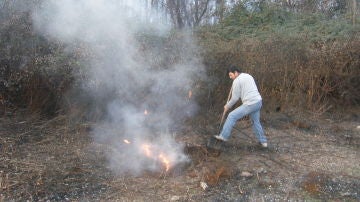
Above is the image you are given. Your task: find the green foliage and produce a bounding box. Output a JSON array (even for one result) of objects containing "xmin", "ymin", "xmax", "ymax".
[
  {"xmin": 223, "ymin": 4, "xmax": 291, "ymax": 27},
  {"xmin": 211, "ymin": 3, "xmax": 359, "ymax": 42},
  {"xmin": 217, "ymin": 4, "xmax": 293, "ymax": 39}
]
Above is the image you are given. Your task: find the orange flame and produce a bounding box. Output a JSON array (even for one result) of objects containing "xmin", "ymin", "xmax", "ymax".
[
  {"xmin": 123, "ymin": 139, "xmax": 131, "ymax": 144},
  {"xmin": 159, "ymin": 153, "xmax": 171, "ymax": 172}
]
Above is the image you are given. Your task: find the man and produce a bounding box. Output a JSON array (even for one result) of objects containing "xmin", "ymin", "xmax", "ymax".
[{"xmin": 214, "ymin": 66, "xmax": 268, "ymax": 148}]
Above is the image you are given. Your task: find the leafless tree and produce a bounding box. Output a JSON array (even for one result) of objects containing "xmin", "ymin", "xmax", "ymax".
[
  {"xmin": 162, "ymin": 0, "xmax": 213, "ymax": 28},
  {"xmin": 215, "ymin": 0, "xmax": 226, "ymax": 22}
]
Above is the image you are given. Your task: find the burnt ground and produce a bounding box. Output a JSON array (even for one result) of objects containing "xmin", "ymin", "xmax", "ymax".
[{"xmin": 0, "ymin": 108, "xmax": 359, "ymax": 201}]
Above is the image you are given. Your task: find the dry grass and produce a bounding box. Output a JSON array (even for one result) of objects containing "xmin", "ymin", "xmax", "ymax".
[{"xmin": 1, "ymin": 109, "xmax": 359, "ymax": 201}]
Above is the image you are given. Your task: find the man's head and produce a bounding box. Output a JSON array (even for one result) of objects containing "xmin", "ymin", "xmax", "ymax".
[{"xmin": 227, "ymin": 66, "xmax": 241, "ymax": 80}]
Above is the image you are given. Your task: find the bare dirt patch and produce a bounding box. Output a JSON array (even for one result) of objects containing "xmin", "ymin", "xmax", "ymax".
[{"xmin": 1, "ymin": 109, "xmax": 359, "ymax": 201}]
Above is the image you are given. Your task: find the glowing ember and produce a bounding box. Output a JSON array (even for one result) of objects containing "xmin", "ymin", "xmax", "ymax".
[
  {"xmin": 188, "ymin": 90, "xmax": 192, "ymax": 99},
  {"xmin": 123, "ymin": 139, "xmax": 131, "ymax": 144}
]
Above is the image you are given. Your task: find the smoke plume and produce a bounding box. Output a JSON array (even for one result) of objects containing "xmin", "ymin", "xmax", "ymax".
[{"xmin": 32, "ymin": 0, "xmax": 204, "ymax": 175}]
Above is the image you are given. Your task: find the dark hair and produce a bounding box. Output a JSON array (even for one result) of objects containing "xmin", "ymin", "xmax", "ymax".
[{"xmin": 227, "ymin": 66, "xmax": 241, "ymax": 74}]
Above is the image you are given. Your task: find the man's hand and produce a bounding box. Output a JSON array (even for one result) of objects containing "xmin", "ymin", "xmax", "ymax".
[{"xmin": 224, "ymin": 105, "xmax": 229, "ymax": 113}]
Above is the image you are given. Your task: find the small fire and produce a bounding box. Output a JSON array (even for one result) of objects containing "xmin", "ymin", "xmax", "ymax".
[
  {"xmin": 188, "ymin": 90, "xmax": 192, "ymax": 99},
  {"xmin": 140, "ymin": 143, "xmax": 172, "ymax": 172},
  {"xmin": 144, "ymin": 109, "xmax": 148, "ymax": 115},
  {"xmin": 122, "ymin": 140, "xmax": 174, "ymax": 172}
]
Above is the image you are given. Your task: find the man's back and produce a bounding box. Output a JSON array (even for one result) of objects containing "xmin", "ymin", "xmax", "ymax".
[{"xmin": 233, "ymin": 73, "xmax": 262, "ymax": 105}]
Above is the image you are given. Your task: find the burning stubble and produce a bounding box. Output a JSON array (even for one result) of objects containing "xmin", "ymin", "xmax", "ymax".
[{"xmin": 32, "ymin": 0, "xmax": 203, "ymax": 175}]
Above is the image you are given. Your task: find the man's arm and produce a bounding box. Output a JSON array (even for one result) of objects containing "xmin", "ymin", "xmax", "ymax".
[{"xmin": 225, "ymin": 79, "xmax": 240, "ymax": 109}]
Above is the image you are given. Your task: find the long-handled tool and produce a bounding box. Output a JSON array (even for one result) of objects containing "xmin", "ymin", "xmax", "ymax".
[
  {"xmin": 218, "ymin": 86, "xmax": 233, "ymax": 133},
  {"xmin": 207, "ymin": 85, "xmax": 233, "ymax": 150}
]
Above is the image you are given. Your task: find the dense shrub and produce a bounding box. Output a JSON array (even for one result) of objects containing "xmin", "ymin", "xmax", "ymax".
[
  {"xmin": 0, "ymin": 9, "xmax": 77, "ymax": 116},
  {"xmin": 0, "ymin": 2, "xmax": 359, "ymax": 117},
  {"xmin": 196, "ymin": 4, "xmax": 360, "ymax": 112}
]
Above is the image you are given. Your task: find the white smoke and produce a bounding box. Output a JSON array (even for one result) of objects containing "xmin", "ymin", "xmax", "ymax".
[{"xmin": 32, "ymin": 0, "xmax": 204, "ymax": 175}]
